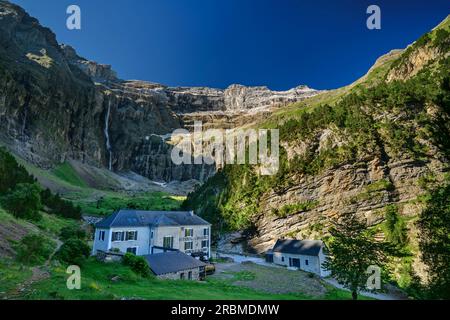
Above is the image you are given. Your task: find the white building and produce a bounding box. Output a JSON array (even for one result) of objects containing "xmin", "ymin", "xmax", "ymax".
[
  {"xmin": 267, "ymin": 239, "xmax": 330, "ymax": 277},
  {"xmin": 92, "ymin": 210, "xmax": 211, "ymax": 259}
]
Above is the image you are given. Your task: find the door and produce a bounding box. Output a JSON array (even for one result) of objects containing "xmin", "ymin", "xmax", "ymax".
[{"xmin": 291, "ymin": 258, "xmax": 300, "ymax": 268}]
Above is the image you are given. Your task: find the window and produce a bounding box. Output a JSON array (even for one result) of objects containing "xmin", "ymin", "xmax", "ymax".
[
  {"xmin": 201, "ymin": 240, "xmax": 209, "ymax": 248},
  {"xmin": 125, "ymin": 231, "xmax": 138, "ymax": 241},
  {"xmin": 305, "ymin": 259, "xmax": 309, "ymax": 266},
  {"xmin": 163, "ymin": 236, "xmax": 174, "ymax": 248},
  {"xmin": 185, "ymin": 228, "xmax": 193, "ymax": 237},
  {"xmin": 188, "ymin": 271, "xmax": 192, "ymax": 280},
  {"xmin": 98, "ymin": 230, "xmax": 105, "ymax": 241},
  {"xmin": 203, "ymin": 228, "xmax": 209, "ymax": 236},
  {"xmin": 126, "ymin": 247, "xmax": 137, "ymax": 255},
  {"xmin": 184, "ymin": 241, "xmax": 193, "ymax": 251},
  {"xmin": 180, "ymin": 273, "xmax": 185, "ymax": 280},
  {"xmin": 151, "ymin": 231, "xmax": 153, "ymax": 239},
  {"xmin": 281, "ymin": 257, "xmax": 285, "ymax": 262},
  {"xmin": 112, "ymin": 231, "xmax": 124, "ymax": 242}
]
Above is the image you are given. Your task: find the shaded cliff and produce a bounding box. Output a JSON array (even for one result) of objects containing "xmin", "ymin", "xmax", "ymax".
[{"xmin": 0, "ymin": 1, "xmax": 318, "ymax": 184}]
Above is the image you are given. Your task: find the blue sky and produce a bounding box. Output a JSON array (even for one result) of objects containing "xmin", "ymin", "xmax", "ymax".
[{"xmin": 12, "ymin": 0, "xmax": 449, "ymax": 90}]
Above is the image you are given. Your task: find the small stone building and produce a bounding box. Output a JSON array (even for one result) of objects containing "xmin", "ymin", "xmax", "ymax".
[
  {"xmin": 143, "ymin": 251, "xmax": 206, "ymax": 280},
  {"xmin": 271, "ymin": 239, "xmax": 331, "ymax": 277}
]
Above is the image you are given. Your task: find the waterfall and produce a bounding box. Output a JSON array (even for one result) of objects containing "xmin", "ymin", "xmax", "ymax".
[
  {"xmin": 104, "ymin": 101, "xmax": 112, "ymax": 171},
  {"xmin": 199, "ymin": 162, "xmax": 206, "ymax": 182}
]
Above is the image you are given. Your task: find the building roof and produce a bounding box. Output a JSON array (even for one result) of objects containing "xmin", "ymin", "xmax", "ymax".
[
  {"xmin": 272, "ymin": 239, "xmax": 324, "ymax": 256},
  {"xmin": 143, "ymin": 251, "xmax": 206, "ymax": 275},
  {"xmin": 95, "ymin": 209, "xmax": 210, "ymax": 228}
]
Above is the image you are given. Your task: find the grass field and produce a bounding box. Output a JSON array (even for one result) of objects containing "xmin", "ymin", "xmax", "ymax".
[
  {"xmin": 0, "ymin": 258, "xmax": 32, "ymax": 298},
  {"xmin": 52, "ymin": 163, "xmax": 88, "ymax": 188},
  {"xmin": 20, "ymin": 259, "xmax": 362, "ymax": 300}
]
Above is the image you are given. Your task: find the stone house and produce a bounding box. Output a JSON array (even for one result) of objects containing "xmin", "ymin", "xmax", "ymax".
[
  {"xmin": 268, "ymin": 239, "xmax": 331, "ymax": 277},
  {"xmin": 143, "ymin": 251, "xmax": 207, "ymax": 280}
]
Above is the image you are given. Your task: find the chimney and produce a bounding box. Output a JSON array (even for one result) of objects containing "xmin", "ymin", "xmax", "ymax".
[{"xmin": 189, "ymin": 210, "xmax": 194, "ymax": 216}]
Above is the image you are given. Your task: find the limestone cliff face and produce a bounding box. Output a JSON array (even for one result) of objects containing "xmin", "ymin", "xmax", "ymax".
[{"xmin": 0, "ymin": 2, "xmax": 318, "ymax": 183}]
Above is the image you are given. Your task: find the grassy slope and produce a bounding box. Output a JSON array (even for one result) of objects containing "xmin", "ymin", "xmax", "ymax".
[
  {"xmin": 0, "ymin": 204, "xmax": 361, "ymax": 301},
  {"xmin": 52, "ymin": 163, "xmax": 88, "ymax": 189},
  {"xmin": 0, "ymin": 207, "xmax": 79, "ymax": 298},
  {"xmin": 14, "ymin": 158, "xmax": 185, "ymax": 216},
  {"xmin": 260, "ymin": 48, "xmax": 402, "ymax": 129},
  {"xmin": 23, "ymin": 259, "xmax": 362, "ymax": 300}
]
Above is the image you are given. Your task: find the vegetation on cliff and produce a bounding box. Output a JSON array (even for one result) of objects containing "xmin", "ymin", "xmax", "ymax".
[
  {"xmin": 184, "ymin": 17, "xmax": 450, "ymax": 298},
  {"xmin": 417, "ymin": 180, "xmax": 450, "ymax": 299}
]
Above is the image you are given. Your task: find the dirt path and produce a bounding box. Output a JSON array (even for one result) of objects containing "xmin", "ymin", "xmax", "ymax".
[{"xmin": 7, "ymin": 239, "xmax": 62, "ymax": 299}]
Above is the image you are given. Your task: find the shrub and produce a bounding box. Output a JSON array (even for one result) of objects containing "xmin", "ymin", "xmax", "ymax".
[
  {"xmin": 2, "ymin": 183, "xmax": 42, "ymax": 221},
  {"xmin": 122, "ymin": 253, "xmax": 151, "ymax": 278},
  {"xmin": 15, "ymin": 234, "xmax": 56, "ymax": 265},
  {"xmin": 272, "ymin": 201, "xmax": 318, "ymax": 218},
  {"xmin": 384, "ymin": 205, "xmax": 408, "ymax": 246},
  {"xmin": 56, "ymin": 238, "xmax": 91, "ymax": 266},
  {"xmin": 59, "ymin": 225, "xmax": 86, "ymax": 241}
]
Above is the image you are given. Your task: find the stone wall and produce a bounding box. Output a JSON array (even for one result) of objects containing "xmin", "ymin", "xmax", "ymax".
[{"xmin": 157, "ymin": 267, "xmax": 203, "ymax": 281}]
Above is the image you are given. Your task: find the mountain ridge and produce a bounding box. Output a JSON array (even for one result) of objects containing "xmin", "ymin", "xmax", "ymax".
[{"xmin": 0, "ymin": 0, "xmax": 318, "ymax": 185}]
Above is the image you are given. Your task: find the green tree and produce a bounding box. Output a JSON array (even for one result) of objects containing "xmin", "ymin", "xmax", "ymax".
[
  {"xmin": 2, "ymin": 183, "xmax": 42, "ymax": 221},
  {"xmin": 59, "ymin": 225, "xmax": 86, "ymax": 241},
  {"xmin": 417, "ymin": 182, "xmax": 450, "ymax": 299},
  {"xmin": 15, "ymin": 234, "xmax": 56, "ymax": 265},
  {"xmin": 56, "ymin": 238, "xmax": 91, "ymax": 266},
  {"xmin": 122, "ymin": 253, "xmax": 151, "ymax": 278},
  {"xmin": 324, "ymin": 214, "xmax": 395, "ymax": 300}
]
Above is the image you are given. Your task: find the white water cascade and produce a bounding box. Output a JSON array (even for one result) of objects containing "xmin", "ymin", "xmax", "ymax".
[{"xmin": 104, "ymin": 101, "xmax": 113, "ymax": 171}]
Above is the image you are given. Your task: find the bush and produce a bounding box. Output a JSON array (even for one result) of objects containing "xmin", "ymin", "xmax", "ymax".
[
  {"xmin": 59, "ymin": 225, "xmax": 86, "ymax": 241},
  {"xmin": 122, "ymin": 253, "xmax": 151, "ymax": 278},
  {"xmin": 15, "ymin": 234, "xmax": 56, "ymax": 265},
  {"xmin": 2, "ymin": 183, "xmax": 42, "ymax": 221},
  {"xmin": 384, "ymin": 205, "xmax": 408, "ymax": 246},
  {"xmin": 56, "ymin": 238, "xmax": 91, "ymax": 266}
]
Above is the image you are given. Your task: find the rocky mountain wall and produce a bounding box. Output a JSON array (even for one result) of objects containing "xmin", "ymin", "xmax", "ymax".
[{"xmin": 0, "ymin": 1, "xmax": 318, "ymax": 183}]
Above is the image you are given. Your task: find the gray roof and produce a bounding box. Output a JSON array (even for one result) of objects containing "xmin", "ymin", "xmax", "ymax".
[
  {"xmin": 143, "ymin": 251, "xmax": 206, "ymax": 275},
  {"xmin": 95, "ymin": 209, "xmax": 210, "ymax": 228},
  {"xmin": 272, "ymin": 239, "xmax": 324, "ymax": 256}
]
